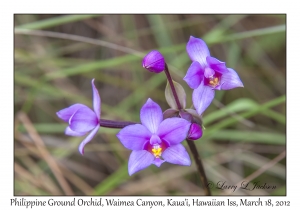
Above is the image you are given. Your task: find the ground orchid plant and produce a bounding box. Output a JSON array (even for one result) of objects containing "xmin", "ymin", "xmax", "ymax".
[{"xmin": 57, "ymin": 36, "xmax": 243, "ymax": 195}]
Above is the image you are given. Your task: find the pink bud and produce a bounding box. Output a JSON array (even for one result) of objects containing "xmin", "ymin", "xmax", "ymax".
[
  {"xmin": 142, "ymin": 50, "xmax": 165, "ymax": 73},
  {"xmin": 187, "ymin": 123, "xmax": 203, "ymax": 140}
]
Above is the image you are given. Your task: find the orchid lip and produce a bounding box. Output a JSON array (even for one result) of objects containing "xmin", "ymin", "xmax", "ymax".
[
  {"xmin": 204, "ymin": 70, "xmax": 222, "ymax": 88},
  {"xmin": 144, "ymin": 139, "xmax": 170, "ymax": 158}
]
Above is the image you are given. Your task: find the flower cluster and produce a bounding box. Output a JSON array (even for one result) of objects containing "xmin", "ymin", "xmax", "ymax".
[{"xmin": 57, "ymin": 36, "xmax": 243, "ymax": 176}]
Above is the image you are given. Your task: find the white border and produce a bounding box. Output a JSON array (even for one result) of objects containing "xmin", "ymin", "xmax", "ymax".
[{"xmin": 3, "ymin": 0, "xmax": 297, "ymax": 209}]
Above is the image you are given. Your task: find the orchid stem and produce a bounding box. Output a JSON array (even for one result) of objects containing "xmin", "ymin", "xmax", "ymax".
[
  {"xmin": 164, "ymin": 62, "xmax": 211, "ymax": 196},
  {"xmin": 186, "ymin": 140, "xmax": 211, "ymax": 195},
  {"xmin": 100, "ymin": 119, "xmax": 136, "ymax": 129},
  {"xmin": 164, "ymin": 63, "xmax": 182, "ymax": 110}
]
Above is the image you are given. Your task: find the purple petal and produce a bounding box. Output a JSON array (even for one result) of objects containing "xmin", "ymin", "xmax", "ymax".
[
  {"xmin": 128, "ymin": 150, "xmax": 154, "ymax": 176},
  {"xmin": 157, "ymin": 118, "xmax": 190, "ymax": 145},
  {"xmin": 206, "ymin": 56, "xmax": 229, "ymax": 74},
  {"xmin": 162, "ymin": 144, "xmax": 191, "ymax": 166},
  {"xmin": 142, "ymin": 50, "xmax": 165, "ymax": 73},
  {"xmin": 204, "ymin": 67, "xmax": 215, "ymax": 78},
  {"xmin": 140, "ymin": 98, "xmax": 163, "ymax": 134},
  {"xmin": 192, "ymin": 82, "xmax": 215, "ymax": 115},
  {"xmin": 69, "ymin": 106, "xmax": 98, "ymax": 133},
  {"xmin": 78, "ymin": 125, "xmax": 100, "ymax": 155},
  {"xmin": 183, "ymin": 61, "xmax": 203, "ymax": 89},
  {"xmin": 116, "ymin": 124, "xmax": 152, "ymax": 150},
  {"xmin": 56, "ymin": 104, "xmax": 86, "ymax": 122},
  {"xmin": 153, "ymin": 158, "xmax": 165, "ymax": 167},
  {"xmin": 186, "ymin": 36, "xmax": 210, "ymax": 68},
  {"xmin": 91, "ymin": 79, "xmax": 101, "ymax": 120},
  {"xmin": 187, "ymin": 123, "xmax": 203, "ymax": 140},
  {"xmin": 221, "ymin": 68, "xmax": 244, "ymax": 90},
  {"xmin": 65, "ymin": 126, "xmax": 86, "ymax": 136}
]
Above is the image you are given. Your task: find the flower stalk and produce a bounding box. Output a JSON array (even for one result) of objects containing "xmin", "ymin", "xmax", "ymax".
[
  {"xmin": 186, "ymin": 140, "xmax": 211, "ymax": 195},
  {"xmin": 164, "ymin": 63, "xmax": 182, "ymax": 110},
  {"xmin": 100, "ymin": 119, "xmax": 136, "ymax": 129},
  {"xmin": 163, "ymin": 62, "xmax": 211, "ymax": 196}
]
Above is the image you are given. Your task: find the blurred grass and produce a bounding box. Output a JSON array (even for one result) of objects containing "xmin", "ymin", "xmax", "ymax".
[
  {"xmin": 16, "ymin": 15, "xmax": 102, "ymax": 30},
  {"xmin": 14, "ymin": 14, "xmax": 286, "ymax": 196}
]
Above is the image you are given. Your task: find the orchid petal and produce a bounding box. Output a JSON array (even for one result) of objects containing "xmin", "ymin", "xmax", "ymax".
[
  {"xmin": 221, "ymin": 68, "xmax": 244, "ymax": 90},
  {"xmin": 153, "ymin": 158, "xmax": 165, "ymax": 167},
  {"xmin": 183, "ymin": 61, "xmax": 203, "ymax": 89},
  {"xmin": 192, "ymin": 82, "xmax": 215, "ymax": 115},
  {"xmin": 206, "ymin": 56, "xmax": 228, "ymax": 74},
  {"xmin": 78, "ymin": 125, "xmax": 100, "ymax": 155},
  {"xmin": 128, "ymin": 150, "xmax": 154, "ymax": 176},
  {"xmin": 116, "ymin": 124, "xmax": 152, "ymax": 150},
  {"xmin": 162, "ymin": 144, "xmax": 191, "ymax": 166},
  {"xmin": 186, "ymin": 36, "xmax": 210, "ymax": 68},
  {"xmin": 56, "ymin": 104, "xmax": 86, "ymax": 122},
  {"xmin": 140, "ymin": 98, "xmax": 163, "ymax": 134},
  {"xmin": 69, "ymin": 106, "xmax": 98, "ymax": 133},
  {"xmin": 157, "ymin": 118, "xmax": 190, "ymax": 145},
  {"xmin": 91, "ymin": 79, "xmax": 101, "ymax": 120},
  {"xmin": 65, "ymin": 126, "xmax": 86, "ymax": 136}
]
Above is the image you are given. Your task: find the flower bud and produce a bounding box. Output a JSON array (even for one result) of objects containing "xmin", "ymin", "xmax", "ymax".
[
  {"xmin": 142, "ymin": 50, "xmax": 165, "ymax": 73},
  {"xmin": 187, "ymin": 123, "xmax": 203, "ymax": 140}
]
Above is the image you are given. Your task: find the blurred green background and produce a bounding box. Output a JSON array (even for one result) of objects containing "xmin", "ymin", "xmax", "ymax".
[{"xmin": 14, "ymin": 14, "xmax": 286, "ymax": 196}]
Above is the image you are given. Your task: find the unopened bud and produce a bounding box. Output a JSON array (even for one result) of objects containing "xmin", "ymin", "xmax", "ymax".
[
  {"xmin": 187, "ymin": 123, "xmax": 203, "ymax": 140},
  {"xmin": 142, "ymin": 50, "xmax": 165, "ymax": 73}
]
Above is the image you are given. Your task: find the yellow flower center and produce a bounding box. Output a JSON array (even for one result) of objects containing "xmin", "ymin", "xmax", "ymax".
[
  {"xmin": 209, "ymin": 77, "xmax": 219, "ymax": 87},
  {"xmin": 152, "ymin": 145, "xmax": 162, "ymax": 158}
]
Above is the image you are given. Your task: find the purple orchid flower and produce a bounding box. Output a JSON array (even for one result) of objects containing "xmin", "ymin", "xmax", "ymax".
[
  {"xmin": 183, "ymin": 36, "xmax": 244, "ymax": 115},
  {"xmin": 116, "ymin": 98, "xmax": 191, "ymax": 175},
  {"xmin": 56, "ymin": 79, "xmax": 101, "ymax": 155}
]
